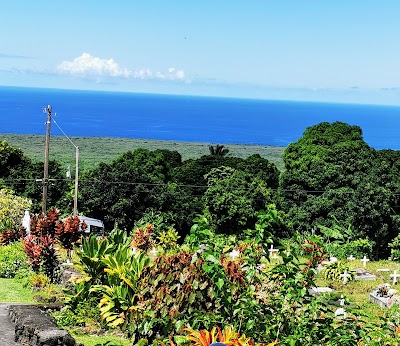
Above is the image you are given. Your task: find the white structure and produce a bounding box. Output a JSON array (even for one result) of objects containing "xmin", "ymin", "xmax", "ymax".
[
  {"xmin": 390, "ymin": 270, "xmax": 400, "ymax": 285},
  {"xmin": 347, "ymin": 254, "xmax": 355, "ymax": 261},
  {"xmin": 268, "ymin": 244, "xmax": 279, "ymax": 259},
  {"xmin": 340, "ymin": 270, "xmax": 351, "ymax": 285},
  {"xmin": 79, "ymin": 216, "xmax": 104, "ymax": 235},
  {"xmin": 22, "ymin": 210, "xmax": 30, "ymax": 236},
  {"xmin": 335, "ymin": 296, "xmax": 347, "ymax": 319},
  {"xmin": 329, "ymin": 256, "xmax": 338, "ymax": 263},
  {"xmin": 361, "ymin": 255, "xmax": 370, "ymax": 268},
  {"xmin": 229, "ymin": 249, "xmax": 240, "ymax": 261}
]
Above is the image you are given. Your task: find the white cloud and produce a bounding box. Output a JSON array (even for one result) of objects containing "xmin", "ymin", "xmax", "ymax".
[{"xmin": 57, "ymin": 53, "xmax": 185, "ymax": 81}]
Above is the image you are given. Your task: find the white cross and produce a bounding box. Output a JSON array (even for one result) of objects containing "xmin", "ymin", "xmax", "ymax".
[
  {"xmin": 131, "ymin": 247, "xmax": 137, "ymax": 255},
  {"xmin": 390, "ymin": 270, "xmax": 400, "ymax": 285},
  {"xmin": 339, "ymin": 295, "xmax": 345, "ymax": 306},
  {"xmin": 347, "ymin": 254, "xmax": 355, "ymax": 261},
  {"xmin": 268, "ymin": 244, "xmax": 279, "ymax": 259},
  {"xmin": 361, "ymin": 255, "xmax": 370, "ymax": 268},
  {"xmin": 229, "ymin": 249, "xmax": 240, "ymax": 261},
  {"xmin": 340, "ymin": 270, "xmax": 351, "ymax": 285},
  {"xmin": 149, "ymin": 247, "xmax": 157, "ymax": 256}
]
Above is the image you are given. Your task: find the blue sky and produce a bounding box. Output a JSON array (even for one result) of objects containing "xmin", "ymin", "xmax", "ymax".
[{"xmin": 1, "ymin": 1, "xmax": 399, "ymax": 104}]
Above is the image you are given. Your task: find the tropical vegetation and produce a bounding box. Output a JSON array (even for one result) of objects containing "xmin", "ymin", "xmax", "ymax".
[{"xmin": 2, "ymin": 121, "xmax": 400, "ymax": 344}]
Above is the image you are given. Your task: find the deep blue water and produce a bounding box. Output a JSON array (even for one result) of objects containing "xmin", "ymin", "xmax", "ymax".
[{"xmin": 1, "ymin": 86, "xmax": 400, "ymax": 149}]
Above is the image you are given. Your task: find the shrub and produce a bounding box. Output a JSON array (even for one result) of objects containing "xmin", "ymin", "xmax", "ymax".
[
  {"xmin": 321, "ymin": 260, "xmax": 353, "ymax": 283},
  {"xmin": 0, "ymin": 240, "xmax": 30, "ymax": 278}
]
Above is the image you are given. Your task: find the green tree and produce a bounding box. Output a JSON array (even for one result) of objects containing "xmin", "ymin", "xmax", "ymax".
[
  {"xmin": 203, "ymin": 166, "xmax": 271, "ymax": 234},
  {"xmin": 208, "ymin": 144, "xmax": 229, "ymax": 156},
  {"xmin": 279, "ymin": 122, "xmax": 398, "ymax": 258},
  {"xmin": 79, "ymin": 148, "xmax": 182, "ymax": 232}
]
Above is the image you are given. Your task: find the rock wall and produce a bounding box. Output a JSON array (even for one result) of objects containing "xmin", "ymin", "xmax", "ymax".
[{"xmin": 8, "ymin": 305, "xmax": 82, "ymax": 346}]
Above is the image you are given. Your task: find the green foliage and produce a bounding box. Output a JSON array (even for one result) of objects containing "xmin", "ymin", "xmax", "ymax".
[
  {"xmin": 79, "ymin": 148, "xmax": 181, "ymax": 231},
  {"xmin": 53, "ymin": 296, "xmax": 101, "ymax": 328},
  {"xmin": 203, "ymin": 166, "xmax": 271, "ymax": 234},
  {"xmin": 325, "ymin": 238, "xmax": 374, "ymax": 259},
  {"xmin": 76, "ymin": 235, "xmax": 113, "ymax": 282},
  {"xmin": 0, "ymin": 240, "xmax": 30, "ymax": 278},
  {"xmin": 91, "ymin": 249, "xmax": 150, "ymax": 329},
  {"xmin": 0, "ymin": 188, "xmax": 31, "ymax": 231},
  {"xmin": 209, "ymin": 144, "xmax": 229, "ymax": 156},
  {"xmin": 389, "ymin": 233, "xmax": 400, "ymax": 261},
  {"xmin": 321, "ymin": 261, "xmax": 354, "ymax": 282},
  {"xmin": 318, "ymin": 219, "xmax": 374, "ymax": 259},
  {"xmin": 279, "ymin": 121, "xmax": 399, "ymax": 258}
]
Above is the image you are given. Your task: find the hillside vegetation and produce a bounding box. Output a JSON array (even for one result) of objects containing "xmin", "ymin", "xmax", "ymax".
[{"xmin": 0, "ymin": 134, "xmax": 285, "ymax": 172}]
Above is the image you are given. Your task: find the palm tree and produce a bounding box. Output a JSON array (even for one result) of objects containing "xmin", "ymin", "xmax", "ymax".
[{"xmin": 208, "ymin": 144, "xmax": 229, "ymax": 156}]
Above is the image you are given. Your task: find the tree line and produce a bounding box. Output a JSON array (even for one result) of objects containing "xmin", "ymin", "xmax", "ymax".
[{"xmin": 1, "ymin": 121, "xmax": 400, "ymax": 258}]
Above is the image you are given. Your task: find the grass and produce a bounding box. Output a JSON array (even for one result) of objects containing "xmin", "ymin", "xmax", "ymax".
[
  {"xmin": 68, "ymin": 329, "xmax": 132, "ymax": 346},
  {"xmin": 0, "ymin": 278, "xmax": 36, "ymax": 303},
  {"xmin": 0, "ymin": 134, "xmax": 286, "ymax": 172},
  {"xmin": 315, "ymin": 259, "xmax": 400, "ymax": 320}
]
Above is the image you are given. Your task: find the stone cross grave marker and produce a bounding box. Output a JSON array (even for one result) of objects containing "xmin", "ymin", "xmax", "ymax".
[
  {"xmin": 390, "ymin": 270, "xmax": 400, "ymax": 285},
  {"xmin": 347, "ymin": 254, "xmax": 355, "ymax": 261},
  {"xmin": 149, "ymin": 247, "xmax": 157, "ymax": 256},
  {"xmin": 361, "ymin": 255, "xmax": 370, "ymax": 268},
  {"xmin": 268, "ymin": 244, "xmax": 279, "ymax": 259},
  {"xmin": 340, "ymin": 270, "xmax": 351, "ymax": 285}
]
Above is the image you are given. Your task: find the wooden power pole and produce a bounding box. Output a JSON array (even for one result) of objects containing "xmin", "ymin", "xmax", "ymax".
[{"xmin": 42, "ymin": 105, "xmax": 52, "ymax": 215}]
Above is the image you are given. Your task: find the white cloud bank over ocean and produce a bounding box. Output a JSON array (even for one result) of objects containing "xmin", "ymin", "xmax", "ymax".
[{"xmin": 57, "ymin": 53, "xmax": 185, "ymax": 81}]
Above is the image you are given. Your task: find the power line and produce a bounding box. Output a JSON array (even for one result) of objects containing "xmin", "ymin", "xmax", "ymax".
[{"xmin": 3, "ymin": 177, "xmax": 400, "ymax": 196}]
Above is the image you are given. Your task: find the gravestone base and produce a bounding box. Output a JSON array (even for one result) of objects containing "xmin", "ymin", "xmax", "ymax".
[
  {"xmin": 370, "ymin": 290, "xmax": 391, "ymax": 308},
  {"xmin": 354, "ymin": 268, "xmax": 376, "ymax": 281},
  {"xmin": 308, "ymin": 287, "xmax": 335, "ymax": 296}
]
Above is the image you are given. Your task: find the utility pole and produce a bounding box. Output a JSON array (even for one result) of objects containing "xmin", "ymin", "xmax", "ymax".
[
  {"xmin": 73, "ymin": 146, "xmax": 79, "ymax": 217},
  {"xmin": 42, "ymin": 105, "xmax": 52, "ymax": 215}
]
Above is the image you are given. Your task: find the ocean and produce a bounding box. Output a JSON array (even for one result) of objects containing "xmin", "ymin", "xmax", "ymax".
[{"xmin": 1, "ymin": 86, "xmax": 400, "ymax": 149}]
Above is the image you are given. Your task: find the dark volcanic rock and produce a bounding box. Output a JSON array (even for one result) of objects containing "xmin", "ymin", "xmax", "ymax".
[{"xmin": 8, "ymin": 305, "xmax": 82, "ymax": 346}]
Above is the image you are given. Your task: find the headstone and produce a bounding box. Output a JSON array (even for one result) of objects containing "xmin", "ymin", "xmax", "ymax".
[
  {"xmin": 22, "ymin": 210, "xmax": 30, "ymax": 236},
  {"xmin": 229, "ymin": 249, "xmax": 240, "ymax": 261},
  {"xmin": 361, "ymin": 255, "xmax": 370, "ymax": 268},
  {"xmin": 390, "ymin": 270, "xmax": 400, "ymax": 285},
  {"xmin": 340, "ymin": 270, "xmax": 351, "ymax": 285},
  {"xmin": 347, "ymin": 254, "xmax": 355, "ymax": 261},
  {"xmin": 335, "ymin": 307, "xmax": 347, "ymax": 319},
  {"xmin": 268, "ymin": 244, "xmax": 279, "ymax": 259},
  {"xmin": 354, "ymin": 268, "xmax": 376, "ymax": 281}
]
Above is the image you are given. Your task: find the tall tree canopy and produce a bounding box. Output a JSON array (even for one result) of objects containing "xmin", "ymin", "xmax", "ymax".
[{"xmin": 279, "ymin": 121, "xmax": 399, "ymax": 258}]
